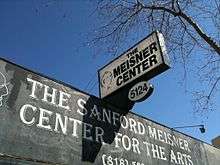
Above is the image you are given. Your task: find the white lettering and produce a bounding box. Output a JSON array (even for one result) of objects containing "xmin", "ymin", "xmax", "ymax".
[
  {"xmin": 143, "ymin": 141, "xmax": 151, "ymax": 156},
  {"xmin": 102, "ymin": 108, "xmax": 111, "ymax": 124},
  {"xmin": 77, "ymin": 98, "xmax": 88, "ymax": 116},
  {"xmin": 69, "ymin": 118, "xmax": 82, "ymax": 138},
  {"xmin": 177, "ymin": 152, "xmax": 184, "ymax": 164},
  {"xmin": 132, "ymin": 138, "xmax": 140, "ymax": 154},
  {"xmin": 36, "ymin": 107, "xmax": 53, "ymax": 130},
  {"xmin": 90, "ymin": 105, "xmax": 101, "ymax": 121},
  {"xmin": 137, "ymin": 121, "xmax": 145, "ymax": 135},
  {"xmin": 58, "ymin": 91, "xmax": 71, "ymax": 110},
  {"xmin": 83, "ymin": 123, "xmax": 93, "ymax": 141},
  {"xmin": 42, "ymin": 85, "xmax": 57, "ymax": 105},
  {"xmin": 95, "ymin": 126, "xmax": 104, "ymax": 143},
  {"xmin": 151, "ymin": 144, "xmax": 160, "ymax": 159},
  {"xmin": 20, "ymin": 104, "xmax": 36, "ymax": 125},
  {"xmin": 129, "ymin": 118, "xmax": 137, "ymax": 134},
  {"xmin": 122, "ymin": 135, "xmax": 131, "ymax": 151},
  {"xmin": 120, "ymin": 116, "xmax": 128, "ymax": 129},
  {"xmin": 148, "ymin": 126, "xmax": 157, "ymax": 139},
  {"xmin": 112, "ymin": 112, "xmax": 120, "ymax": 126},
  {"xmin": 170, "ymin": 150, "xmax": 178, "ymax": 164},
  {"xmin": 114, "ymin": 132, "xmax": 122, "ymax": 148},
  {"xmin": 54, "ymin": 113, "xmax": 68, "ymax": 135},
  {"xmin": 27, "ymin": 78, "xmax": 43, "ymax": 99},
  {"xmin": 158, "ymin": 129, "xmax": 165, "ymax": 142}
]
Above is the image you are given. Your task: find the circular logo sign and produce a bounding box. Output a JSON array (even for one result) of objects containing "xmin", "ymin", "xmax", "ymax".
[
  {"xmin": 100, "ymin": 71, "xmax": 113, "ymax": 90},
  {"xmin": 128, "ymin": 81, "xmax": 153, "ymax": 102}
]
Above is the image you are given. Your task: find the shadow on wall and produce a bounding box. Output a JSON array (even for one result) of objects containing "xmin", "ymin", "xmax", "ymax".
[{"xmin": 81, "ymin": 96, "xmax": 128, "ymax": 163}]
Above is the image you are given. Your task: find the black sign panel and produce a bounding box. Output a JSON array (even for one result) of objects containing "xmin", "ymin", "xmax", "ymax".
[
  {"xmin": 0, "ymin": 58, "xmax": 219, "ymax": 165},
  {"xmin": 128, "ymin": 81, "xmax": 153, "ymax": 102}
]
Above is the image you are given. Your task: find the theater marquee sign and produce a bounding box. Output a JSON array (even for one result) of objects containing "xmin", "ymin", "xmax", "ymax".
[
  {"xmin": 99, "ymin": 31, "xmax": 170, "ymax": 99},
  {"xmin": 0, "ymin": 58, "xmax": 220, "ymax": 165}
]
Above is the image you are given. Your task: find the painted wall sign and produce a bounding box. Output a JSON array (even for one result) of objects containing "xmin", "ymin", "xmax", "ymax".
[
  {"xmin": 99, "ymin": 31, "xmax": 170, "ymax": 99},
  {"xmin": 0, "ymin": 58, "xmax": 220, "ymax": 165},
  {"xmin": 128, "ymin": 81, "xmax": 153, "ymax": 102}
]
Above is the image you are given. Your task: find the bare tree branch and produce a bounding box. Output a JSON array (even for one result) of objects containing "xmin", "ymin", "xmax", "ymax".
[
  {"xmin": 140, "ymin": 3, "xmax": 220, "ymax": 55},
  {"xmin": 91, "ymin": 0, "xmax": 220, "ymax": 113}
]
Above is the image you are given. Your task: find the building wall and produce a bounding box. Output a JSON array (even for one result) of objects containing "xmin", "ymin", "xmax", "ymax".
[{"xmin": 212, "ymin": 136, "xmax": 220, "ymax": 149}]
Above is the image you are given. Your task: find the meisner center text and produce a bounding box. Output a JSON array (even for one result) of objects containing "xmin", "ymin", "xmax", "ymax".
[
  {"xmin": 18, "ymin": 77, "xmax": 193, "ymax": 164},
  {"xmin": 113, "ymin": 42, "xmax": 158, "ymax": 86}
]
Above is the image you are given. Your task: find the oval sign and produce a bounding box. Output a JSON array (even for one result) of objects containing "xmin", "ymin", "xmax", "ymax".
[{"xmin": 128, "ymin": 81, "xmax": 154, "ymax": 102}]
